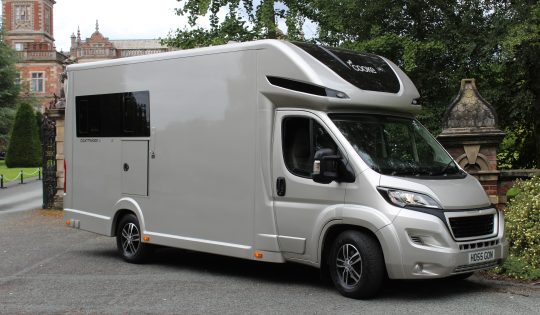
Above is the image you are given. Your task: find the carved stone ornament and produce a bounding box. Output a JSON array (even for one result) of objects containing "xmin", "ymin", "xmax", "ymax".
[
  {"xmin": 438, "ymin": 79, "xmax": 505, "ymax": 175},
  {"xmin": 438, "ymin": 79, "xmax": 505, "ymax": 143}
]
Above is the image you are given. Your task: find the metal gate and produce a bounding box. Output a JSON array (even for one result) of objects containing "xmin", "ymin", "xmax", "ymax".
[{"xmin": 42, "ymin": 116, "xmax": 57, "ymax": 209}]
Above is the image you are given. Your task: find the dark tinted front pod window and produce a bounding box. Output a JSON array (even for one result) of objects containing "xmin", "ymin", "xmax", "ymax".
[
  {"xmin": 293, "ymin": 42, "xmax": 401, "ymax": 93},
  {"xmin": 76, "ymin": 91, "xmax": 150, "ymax": 137}
]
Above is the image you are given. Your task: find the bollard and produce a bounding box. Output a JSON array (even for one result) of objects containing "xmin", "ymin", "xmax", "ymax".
[
  {"xmin": 20, "ymin": 170, "xmax": 23, "ymax": 184},
  {"xmin": 0, "ymin": 175, "xmax": 3, "ymax": 188},
  {"xmin": 38, "ymin": 168, "xmax": 41, "ymax": 180}
]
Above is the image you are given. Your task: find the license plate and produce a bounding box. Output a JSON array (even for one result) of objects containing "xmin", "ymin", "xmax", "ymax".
[{"xmin": 468, "ymin": 249, "xmax": 495, "ymax": 264}]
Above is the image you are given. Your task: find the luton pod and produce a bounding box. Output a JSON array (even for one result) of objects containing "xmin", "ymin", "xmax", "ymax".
[{"xmin": 63, "ymin": 40, "xmax": 507, "ymax": 299}]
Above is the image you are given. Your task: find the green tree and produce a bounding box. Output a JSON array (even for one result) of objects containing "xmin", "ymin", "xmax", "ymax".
[
  {"xmin": 0, "ymin": 28, "xmax": 19, "ymax": 109},
  {"xmin": 166, "ymin": 0, "xmax": 540, "ymax": 168},
  {"xmin": 35, "ymin": 110, "xmax": 43, "ymax": 143},
  {"xmin": 0, "ymin": 27, "xmax": 20, "ymax": 153},
  {"xmin": 5, "ymin": 102, "xmax": 41, "ymax": 167},
  {"xmin": 0, "ymin": 107, "xmax": 15, "ymax": 151},
  {"xmin": 162, "ymin": 0, "xmax": 305, "ymax": 48}
]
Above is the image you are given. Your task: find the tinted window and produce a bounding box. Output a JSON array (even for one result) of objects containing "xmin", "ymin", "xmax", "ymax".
[
  {"xmin": 293, "ymin": 42, "xmax": 401, "ymax": 93},
  {"xmin": 282, "ymin": 117, "xmax": 338, "ymax": 178},
  {"xmin": 76, "ymin": 91, "xmax": 150, "ymax": 137}
]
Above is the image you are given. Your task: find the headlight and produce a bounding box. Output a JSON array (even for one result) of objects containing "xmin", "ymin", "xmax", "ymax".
[{"xmin": 378, "ymin": 187, "xmax": 441, "ymax": 209}]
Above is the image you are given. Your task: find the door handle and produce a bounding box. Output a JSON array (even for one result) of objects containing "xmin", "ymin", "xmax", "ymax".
[
  {"xmin": 276, "ymin": 177, "xmax": 286, "ymax": 196},
  {"xmin": 123, "ymin": 163, "xmax": 129, "ymax": 172}
]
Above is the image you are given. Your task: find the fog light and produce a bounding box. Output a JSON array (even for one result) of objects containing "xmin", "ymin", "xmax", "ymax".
[{"xmin": 413, "ymin": 263, "xmax": 423, "ymax": 273}]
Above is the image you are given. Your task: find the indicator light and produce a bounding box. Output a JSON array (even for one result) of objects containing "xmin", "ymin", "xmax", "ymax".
[
  {"xmin": 143, "ymin": 236, "xmax": 150, "ymax": 242},
  {"xmin": 254, "ymin": 251, "xmax": 263, "ymax": 259}
]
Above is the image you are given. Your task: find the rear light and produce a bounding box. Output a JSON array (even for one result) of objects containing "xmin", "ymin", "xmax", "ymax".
[{"xmin": 64, "ymin": 159, "xmax": 66, "ymax": 193}]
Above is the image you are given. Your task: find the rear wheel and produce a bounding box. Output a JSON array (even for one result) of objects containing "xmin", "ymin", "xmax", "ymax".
[
  {"xmin": 329, "ymin": 230, "xmax": 385, "ymax": 299},
  {"xmin": 116, "ymin": 214, "xmax": 153, "ymax": 263}
]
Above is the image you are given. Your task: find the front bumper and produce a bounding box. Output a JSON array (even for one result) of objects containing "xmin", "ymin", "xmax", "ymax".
[{"xmin": 380, "ymin": 207, "xmax": 508, "ymax": 279}]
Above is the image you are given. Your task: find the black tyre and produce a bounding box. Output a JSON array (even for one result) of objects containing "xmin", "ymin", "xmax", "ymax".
[
  {"xmin": 329, "ymin": 230, "xmax": 385, "ymax": 299},
  {"xmin": 116, "ymin": 214, "xmax": 153, "ymax": 263}
]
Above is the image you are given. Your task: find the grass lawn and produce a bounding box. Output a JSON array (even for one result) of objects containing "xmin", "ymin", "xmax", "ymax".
[{"xmin": 0, "ymin": 160, "xmax": 41, "ymax": 182}]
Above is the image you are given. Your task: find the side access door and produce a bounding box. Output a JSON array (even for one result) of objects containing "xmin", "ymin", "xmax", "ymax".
[
  {"xmin": 121, "ymin": 140, "xmax": 149, "ymax": 196},
  {"xmin": 272, "ymin": 111, "xmax": 348, "ymax": 262}
]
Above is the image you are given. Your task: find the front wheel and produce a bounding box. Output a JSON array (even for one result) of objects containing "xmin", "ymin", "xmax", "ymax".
[
  {"xmin": 116, "ymin": 214, "xmax": 153, "ymax": 263},
  {"xmin": 329, "ymin": 230, "xmax": 385, "ymax": 299}
]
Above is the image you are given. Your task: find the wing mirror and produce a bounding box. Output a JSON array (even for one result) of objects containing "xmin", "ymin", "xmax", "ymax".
[{"xmin": 312, "ymin": 148, "xmax": 355, "ymax": 184}]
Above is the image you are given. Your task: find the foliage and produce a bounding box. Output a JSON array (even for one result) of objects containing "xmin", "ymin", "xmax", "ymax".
[
  {"xmin": 0, "ymin": 28, "xmax": 20, "ymax": 109},
  {"xmin": 496, "ymin": 176, "xmax": 540, "ymax": 279},
  {"xmin": 162, "ymin": 0, "xmax": 305, "ymax": 48},
  {"xmin": 35, "ymin": 110, "xmax": 43, "ymax": 143},
  {"xmin": 497, "ymin": 125, "xmax": 537, "ymax": 169},
  {"xmin": 506, "ymin": 187, "xmax": 520, "ymax": 203},
  {"xmin": 493, "ymin": 254, "xmax": 540, "ymax": 280},
  {"xmin": 0, "ymin": 107, "xmax": 15, "ymax": 151},
  {"xmin": 165, "ymin": 1, "xmax": 540, "ymax": 167},
  {"xmin": 5, "ymin": 102, "xmax": 41, "ymax": 167}
]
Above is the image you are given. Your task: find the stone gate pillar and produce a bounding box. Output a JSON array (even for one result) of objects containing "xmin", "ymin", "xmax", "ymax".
[{"xmin": 437, "ymin": 79, "xmax": 505, "ymax": 204}]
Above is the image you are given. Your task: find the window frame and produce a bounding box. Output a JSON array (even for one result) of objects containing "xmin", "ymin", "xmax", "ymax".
[
  {"xmin": 281, "ymin": 115, "xmax": 341, "ymax": 179},
  {"xmin": 30, "ymin": 72, "xmax": 44, "ymax": 93},
  {"xmin": 75, "ymin": 91, "xmax": 151, "ymax": 138}
]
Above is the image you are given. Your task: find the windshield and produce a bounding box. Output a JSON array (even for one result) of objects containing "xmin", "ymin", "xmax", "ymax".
[{"xmin": 330, "ymin": 114, "xmax": 464, "ymax": 178}]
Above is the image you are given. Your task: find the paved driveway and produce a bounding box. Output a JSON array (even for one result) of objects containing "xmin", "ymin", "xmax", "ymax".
[
  {"xmin": 0, "ymin": 209, "xmax": 539, "ymax": 314},
  {"xmin": 0, "ymin": 180, "xmax": 42, "ymax": 213}
]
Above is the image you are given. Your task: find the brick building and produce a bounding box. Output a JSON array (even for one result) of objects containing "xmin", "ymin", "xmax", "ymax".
[
  {"xmin": 69, "ymin": 21, "xmax": 170, "ymax": 64},
  {"xmin": 1, "ymin": 0, "xmax": 67, "ymax": 110},
  {"xmin": 1, "ymin": 0, "xmax": 171, "ymax": 110}
]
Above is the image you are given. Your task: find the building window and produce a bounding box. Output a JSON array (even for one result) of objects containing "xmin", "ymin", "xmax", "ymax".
[
  {"xmin": 14, "ymin": 73, "xmax": 21, "ymax": 86},
  {"xmin": 13, "ymin": 4, "xmax": 33, "ymax": 29},
  {"xmin": 44, "ymin": 6, "xmax": 52, "ymax": 34},
  {"xmin": 30, "ymin": 73, "xmax": 44, "ymax": 93},
  {"xmin": 15, "ymin": 4, "xmax": 31, "ymax": 22},
  {"xmin": 14, "ymin": 43, "xmax": 24, "ymax": 51}
]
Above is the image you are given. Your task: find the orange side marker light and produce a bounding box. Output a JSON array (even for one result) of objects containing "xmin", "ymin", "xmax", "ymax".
[
  {"xmin": 254, "ymin": 251, "xmax": 263, "ymax": 259},
  {"xmin": 143, "ymin": 236, "xmax": 150, "ymax": 242}
]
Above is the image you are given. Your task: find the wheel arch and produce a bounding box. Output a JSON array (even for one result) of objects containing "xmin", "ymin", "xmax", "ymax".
[
  {"xmin": 112, "ymin": 198, "xmax": 146, "ymax": 236},
  {"xmin": 319, "ymin": 223, "xmax": 382, "ymax": 267}
]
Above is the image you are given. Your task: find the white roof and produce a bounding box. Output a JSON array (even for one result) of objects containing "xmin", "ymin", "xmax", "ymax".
[{"xmin": 110, "ymin": 39, "xmax": 167, "ymax": 50}]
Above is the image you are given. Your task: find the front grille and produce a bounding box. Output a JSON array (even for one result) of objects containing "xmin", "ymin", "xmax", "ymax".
[
  {"xmin": 454, "ymin": 260, "xmax": 500, "ymax": 273},
  {"xmin": 449, "ymin": 214, "xmax": 494, "ymax": 238},
  {"xmin": 459, "ymin": 239, "xmax": 499, "ymax": 251}
]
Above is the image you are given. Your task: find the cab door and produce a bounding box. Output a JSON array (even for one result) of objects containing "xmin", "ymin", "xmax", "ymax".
[{"xmin": 272, "ymin": 111, "xmax": 347, "ymax": 262}]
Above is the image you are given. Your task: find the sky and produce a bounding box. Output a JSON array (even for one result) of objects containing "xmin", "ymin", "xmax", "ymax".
[
  {"xmin": 0, "ymin": 0, "xmax": 317, "ymax": 52},
  {"xmin": 52, "ymin": 0, "xmax": 189, "ymax": 52}
]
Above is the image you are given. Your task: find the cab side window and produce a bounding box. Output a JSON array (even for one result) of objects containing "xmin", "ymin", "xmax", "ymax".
[{"xmin": 282, "ymin": 117, "xmax": 338, "ymax": 178}]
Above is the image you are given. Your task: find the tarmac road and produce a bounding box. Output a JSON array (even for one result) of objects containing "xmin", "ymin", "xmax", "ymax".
[
  {"xmin": 0, "ymin": 209, "xmax": 539, "ymax": 315},
  {"xmin": 0, "ymin": 180, "xmax": 42, "ymax": 213}
]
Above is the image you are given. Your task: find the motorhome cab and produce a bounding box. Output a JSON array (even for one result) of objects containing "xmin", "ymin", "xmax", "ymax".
[{"xmin": 64, "ymin": 40, "xmax": 507, "ymax": 299}]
